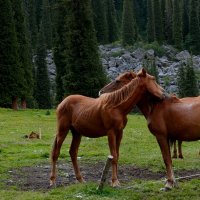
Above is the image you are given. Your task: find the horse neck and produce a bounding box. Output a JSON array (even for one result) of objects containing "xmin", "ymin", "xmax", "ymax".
[
  {"xmin": 117, "ymin": 85, "xmax": 146, "ymax": 114},
  {"xmin": 105, "ymin": 78, "xmax": 148, "ymax": 114},
  {"xmin": 101, "ymin": 77, "xmax": 142, "ymax": 113},
  {"xmin": 136, "ymin": 95, "xmax": 155, "ymax": 119}
]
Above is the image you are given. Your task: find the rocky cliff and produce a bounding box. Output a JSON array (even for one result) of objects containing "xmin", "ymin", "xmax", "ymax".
[
  {"xmin": 100, "ymin": 44, "xmax": 200, "ymax": 93},
  {"xmin": 47, "ymin": 45, "xmax": 200, "ymax": 95}
]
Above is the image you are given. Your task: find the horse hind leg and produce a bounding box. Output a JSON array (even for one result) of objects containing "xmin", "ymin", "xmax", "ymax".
[
  {"xmin": 172, "ymin": 140, "xmax": 178, "ymax": 159},
  {"xmin": 178, "ymin": 141, "xmax": 183, "ymax": 159},
  {"xmin": 50, "ymin": 118, "xmax": 70, "ymax": 186},
  {"xmin": 69, "ymin": 129, "xmax": 84, "ymax": 183},
  {"xmin": 156, "ymin": 136, "xmax": 177, "ymax": 190}
]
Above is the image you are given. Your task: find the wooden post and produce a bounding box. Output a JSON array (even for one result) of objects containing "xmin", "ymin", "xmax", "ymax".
[
  {"xmin": 97, "ymin": 155, "xmax": 113, "ymax": 191},
  {"xmin": 39, "ymin": 128, "xmax": 42, "ymax": 139}
]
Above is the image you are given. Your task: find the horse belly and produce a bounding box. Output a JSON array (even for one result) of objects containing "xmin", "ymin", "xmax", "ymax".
[
  {"xmin": 168, "ymin": 124, "xmax": 200, "ymax": 141},
  {"xmin": 165, "ymin": 105, "xmax": 200, "ymax": 141},
  {"xmin": 72, "ymin": 120, "xmax": 107, "ymax": 138}
]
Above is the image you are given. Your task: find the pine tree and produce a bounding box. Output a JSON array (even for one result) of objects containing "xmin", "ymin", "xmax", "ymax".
[
  {"xmin": 135, "ymin": 0, "xmax": 147, "ymax": 36},
  {"xmin": 164, "ymin": 0, "xmax": 173, "ymax": 44},
  {"xmin": 172, "ymin": 0, "xmax": 183, "ymax": 49},
  {"xmin": 41, "ymin": 0, "xmax": 53, "ymax": 49},
  {"xmin": 160, "ymin": 0, "xmax": 165, "ymax": 35},
  {"xmin": 114, "ymin": 0, "xmax": 123, "ymax": 26},
  {"xmin": 122, "ymin": 0, "xmax": 137, "ymax": 46},
  {"xmin": 177, "ymin": 62, "xmax": 199, "ymax": 97},
  {"xmin": 188, "ymin": 0, "xmax": 200, "ymax": 55},
  {"xmin": 49, "ymin": 0, "xmax": 57, "ymax": 42},
  {"xmin": 11, "ymin": 0, "xmax": 34, "ymax": 108},
  {"xmin": 0, "ymin": 0, "xmax": 23, "ymax": 109},
  {"xmin": 63, "ymin": 0, "xmax": 107, "ymax": 97},
  {"xmin": 92, "ymin": 0, "xmax": 108, "ymax": 44},
  {"xmin": 35, "ymin": 0, "xmax": 43, "ymax": 31},
  {"xmin": 54, "ymin": 0, "xmax": 68, "ymax": 103},
  {"xmin": 152, "ymin": 0, "xmax": 164, "ymax": 43},
  {"xmin": 149, "ymin": 62, "xmax": 159, "ymax": 82},
  {"xmin": 35, "ymin": 23, "xmax": 52, "ymax": 108},
  {"xmin": 144, "ymin": 58, "xmax": 159, "ymax": 82},
  {"xmin": 105, "ymin": 0, "xmax": 119, "ymax": 43},
  {"xmin": 184, "ymin": 63, "xmax": 199, "ymax": 96},
  {"xmin": 182, "ymin": 0, "xmax": 189, "ymax": 43},
  {"xmin": 147, "ymin": 0, "xmax": 154, "ymax": 42},
  {"xmin": 23, "ymin": 0, "xmax": 38, "ymax": 50},
  {"xmin": 177, "ymin": 65, "xmax": 186, "ymax": 97}
]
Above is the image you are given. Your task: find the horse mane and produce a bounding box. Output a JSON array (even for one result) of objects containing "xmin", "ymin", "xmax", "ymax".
[
  {"xmin": 100, "ymin": 77, "xmax": 140, "ymax": 108},
  {"xmin": 165, "ymin": 94, "xmax": 181, "ymax": 103}
]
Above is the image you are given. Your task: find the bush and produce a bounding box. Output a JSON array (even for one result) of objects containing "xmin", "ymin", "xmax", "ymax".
[{"xmin": 143, "ymin": 41, "xmax": 165, "ymax": 57}]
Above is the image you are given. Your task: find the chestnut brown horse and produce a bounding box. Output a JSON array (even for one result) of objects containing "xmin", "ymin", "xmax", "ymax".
[
  {"xmin": 172, "ymin": 140, "xmax": 183, "ymax": 159},
  {"xmin": 99, "ymin": 71, "xmax": 200, "ymax": 190},
  {"xmin": 172, "ymin": 96, "xmax": 200, "ymax": 159},
  {"xmin": 50, "ymin": 68, "xmax": 164, "ymax": 187}
]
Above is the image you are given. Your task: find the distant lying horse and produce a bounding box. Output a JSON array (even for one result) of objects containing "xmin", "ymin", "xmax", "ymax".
[
  {"xmin": 50, "ymin": 68, "xmax": 164, "ymax": 187},
  {"xmin": 99, "ymin": 71, "xmax": 200, "ymax": 190}
]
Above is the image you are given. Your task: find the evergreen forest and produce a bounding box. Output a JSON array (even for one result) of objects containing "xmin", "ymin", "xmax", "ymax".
[{"xmin": 0, "ymin": 0, "xmax": 200, "ymax": 109}]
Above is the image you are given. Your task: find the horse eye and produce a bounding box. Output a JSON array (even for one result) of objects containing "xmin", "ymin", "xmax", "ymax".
[{"xmin": 116, "ymin": 80, "xmax": 120, "ymax": 84}]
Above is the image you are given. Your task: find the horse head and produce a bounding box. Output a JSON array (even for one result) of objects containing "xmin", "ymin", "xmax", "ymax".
[
  {"xmin": 99, "ymin": 71, "xmax": 136, "ymax": 96},
  {"xmin": 137, "ymin": 68, "xmax": 165, "ymax": 99},
  {"xmin": 99, "ymin": 68, "xmax": 165, "ymax": 100}
]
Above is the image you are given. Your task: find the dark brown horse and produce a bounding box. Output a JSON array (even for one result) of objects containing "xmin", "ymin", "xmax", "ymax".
[
  {"xmin": 50, "ymin": 68, "xmax": 164, "ymax": 187},
  {"xmin": 99, "ymin": 71, "xmax": 200, "ymax": 190}
]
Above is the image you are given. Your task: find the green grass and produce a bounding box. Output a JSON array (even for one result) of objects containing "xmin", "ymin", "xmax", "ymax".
[{"xmin": 0, "ymin": 108, "xmax": 199, "ymax": 200}]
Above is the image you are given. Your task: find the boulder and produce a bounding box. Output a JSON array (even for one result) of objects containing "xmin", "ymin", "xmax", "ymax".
[{"xmin": 175, "ymin": 50, "xmax": 191, "ymax": 61}]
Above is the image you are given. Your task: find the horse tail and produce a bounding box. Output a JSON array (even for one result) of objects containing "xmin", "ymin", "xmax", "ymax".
[{"xmin": 56, "ymin": 97, "xmax": 70, "ymax": 117}]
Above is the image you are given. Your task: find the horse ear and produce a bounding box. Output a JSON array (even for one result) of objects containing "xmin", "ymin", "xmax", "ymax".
[
  {"xmin": 130, "ymin": 71, "xmax": 136, "ymax": 78},
  {"xmin": 142, "ymin": 68, "xmax": 146, "ymax": 76},
  {"xmin": 131, "ymin": 71, "xmax": 137, "ymax": 78},
  {"xmin": 138, "ymin": 68, "xmax": 146, "ymax": 77}
]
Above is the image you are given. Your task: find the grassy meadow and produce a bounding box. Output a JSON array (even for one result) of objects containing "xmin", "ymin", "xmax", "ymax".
[{"xmin": 0, "ymin": 108, "xmax": 199, "ymax": 200}]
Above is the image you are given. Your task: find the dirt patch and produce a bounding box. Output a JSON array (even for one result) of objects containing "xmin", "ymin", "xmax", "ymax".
[{"xmin": 5, "ymin": 161, "xmax": 200, "ymax": 191}]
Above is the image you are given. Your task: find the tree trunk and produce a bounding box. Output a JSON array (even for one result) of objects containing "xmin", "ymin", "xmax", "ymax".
[
  {"xmin": 21, "ymin": 97, "xmax": 27, "ymax": 109},
  {"xmin": 12, "ymin": 96, "xmax": 18, "ymax": 110}
]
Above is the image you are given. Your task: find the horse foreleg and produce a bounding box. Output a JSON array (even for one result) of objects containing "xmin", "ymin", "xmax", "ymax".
[
  {"xmin": 116, "ymin": 131, "xmax": 123, "ymax": 162},
  {"xmin": 108, "ymin": 130, "xmax": 119, "ymax": 187},
  {"xmin": 156, "ymin": 136, "xmax": 177, "ymax": 190},
  {"xmin": 178, "ymin": 141, "xmax": 183, "ymax": 159},
  {"xmin": 172, "ymin": 140, "xmax": 178, "ymax": 158},
  {"xmin": 50, "ymin": 123, "xmax": 69, "ymax": 186},
  {"xmin": 69, "ymin": 133, "xmax": 84, "ymax": 183}
]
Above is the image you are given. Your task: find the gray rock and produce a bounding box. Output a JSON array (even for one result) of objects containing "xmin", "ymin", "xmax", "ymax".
[
  {"xmin": 131, "ymin": 48, "xmax": 145, "ymax": 61},
  {"xmin": 162, "ymin": 45, "xmax": 177, "ymax": 59},
  {"xmin": 192, "ymin": 56, "xmax": 200, "ymax": 69},
  {"xmin": 145, "ymin": 49, "xmax": 155, "ymax": 60},
  {"xmin": 175, "ymin": 50, "xmax": 191, "ymax": 61}
]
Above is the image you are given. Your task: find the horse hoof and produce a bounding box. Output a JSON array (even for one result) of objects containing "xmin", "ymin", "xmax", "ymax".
[
  {"xmin": 160, "ymin": 186, "xmax": 172, "ymax": 192},
  {"xmin": 111, "ymin": 180, "xmax": 120, "ymax": 188},
  {"xmin": 77, "ymin": 178, "xmax": 85, "ymax": 184},
  {"xmin": 49, "ymin": 180, "xmax": 56, "ymax": 188},
  {"xmin": 179, "ymin": 155, "xmax": 184, "ymax": 159},
  {"xmin": 163, "ymin": 180, "xmax": 178, "ymax": 191}
]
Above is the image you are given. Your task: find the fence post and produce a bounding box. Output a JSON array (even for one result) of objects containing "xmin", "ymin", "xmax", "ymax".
[{"xmin": 97, "ymin": 155, "xmax": 113, "ymax": 191}]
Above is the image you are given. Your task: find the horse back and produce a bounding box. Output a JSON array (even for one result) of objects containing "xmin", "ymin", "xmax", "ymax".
[
  {"xmin": 163, "ymin": 96, "xmax": 200, "ymax": 140},
  {"xmin": 147, "ymin": 95, "xmax": 200, "ymax": 141}
]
